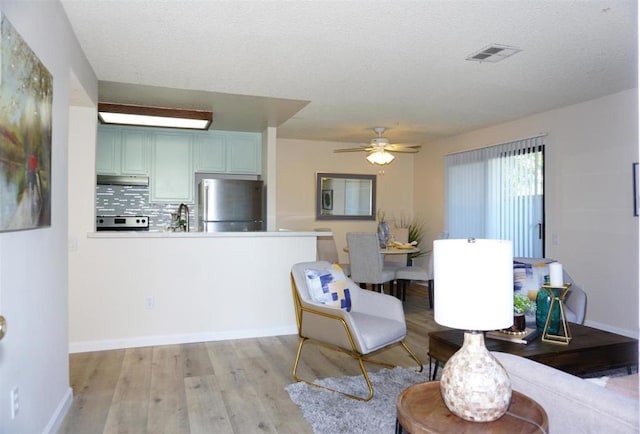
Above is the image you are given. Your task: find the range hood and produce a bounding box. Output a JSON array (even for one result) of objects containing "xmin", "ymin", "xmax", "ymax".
[{"xmin": 96, "ymin": 175, "xmax": 149, "ymax": 186}]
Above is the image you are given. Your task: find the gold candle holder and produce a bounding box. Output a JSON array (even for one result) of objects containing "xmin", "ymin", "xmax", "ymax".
[{"xmin": 540, "ymin": 283, "xmax": 572, "ymax": 345}]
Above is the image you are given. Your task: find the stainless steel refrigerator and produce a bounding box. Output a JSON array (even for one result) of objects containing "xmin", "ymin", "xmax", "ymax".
[{"xmin": 198, "ymin": 179, "xmax": 264, "ymax": 232}]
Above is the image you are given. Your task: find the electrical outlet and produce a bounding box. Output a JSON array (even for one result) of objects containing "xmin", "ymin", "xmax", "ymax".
[
  {"xmin": 10, "ymin": 387, "xmax": 19, "ymax": 419},
  {"xmin": 68, "ymin": 237, "xmax": 78, "ymax": 251},
  {"xmin": 144, "ymin": 296, "xmax": 155, "ymax": 310}
]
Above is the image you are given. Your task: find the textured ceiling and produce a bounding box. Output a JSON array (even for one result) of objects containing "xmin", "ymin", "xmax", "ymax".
[{"xmin": 60, "ymin": 0, "xmax": 637, "ymax": 146}]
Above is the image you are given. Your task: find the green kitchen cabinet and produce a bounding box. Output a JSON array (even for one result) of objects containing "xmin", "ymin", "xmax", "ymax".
[
  {"xmin": 225, "ymin": 131, "xmax": 261, "ymax": 174},
  {"xmin": 150, "ymin": 131, "xmax": 193, "ymax": 203},
  {"xmin": 96, "ymin": 125, "xmax": 149, "ymax": 176},
  {"xmin": 194, "ymin": 131, "xmax": 261, "ymax": 174},
  {"xmin": 96, "ymin": 127, "xmax": 120, "ymax": 175},
  {"xmin": 120, "ymin": 129, "xmax": 149, "ymax": 175},
  {"xmin": 193, "ymin": 132, "xmax": 226, "ymax": 172}
]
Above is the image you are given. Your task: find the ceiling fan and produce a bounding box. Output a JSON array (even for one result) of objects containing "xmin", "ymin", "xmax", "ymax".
[{"xmin": 334, "ymin": 127, "xmax": 421, "ymax": 165}]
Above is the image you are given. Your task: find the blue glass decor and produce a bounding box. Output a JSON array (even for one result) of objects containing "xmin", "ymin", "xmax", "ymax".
[{"xmin": 535, "ymin": 287, "xmax": 561, "ymax": 335}]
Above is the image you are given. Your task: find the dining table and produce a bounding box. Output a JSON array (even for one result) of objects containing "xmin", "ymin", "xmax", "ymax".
[
  {"xmin": 343, "ymin": 245, "xmax": 420, "ymax": 255},
  {"xmin": 379, "ymin": 246, "xmax": 420, "ymax": 255}
]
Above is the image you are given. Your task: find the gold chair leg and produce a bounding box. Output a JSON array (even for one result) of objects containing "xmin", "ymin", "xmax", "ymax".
[
  {"xmin": 400, "ymin": 340, "xmax": 423, "ymax": 372},
  {"xmin": 292, "ymin": 336, "xmax": 375, "ymax": 401},
  {"xmin": 292, "ymin": 337, "xmax": 424, "ymax": 401}
]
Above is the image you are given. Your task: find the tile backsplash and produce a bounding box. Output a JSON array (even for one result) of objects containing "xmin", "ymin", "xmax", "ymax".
[{"xmin": 96, "ymin": 185, "xmax": 195, "ymax": 231}]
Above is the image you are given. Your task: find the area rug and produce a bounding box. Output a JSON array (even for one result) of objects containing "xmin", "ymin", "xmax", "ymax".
[{"xmin": 285, "ymin": 366, "xmax": 430, "ymax": 434}]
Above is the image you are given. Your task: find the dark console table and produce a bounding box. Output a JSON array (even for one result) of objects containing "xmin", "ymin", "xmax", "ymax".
[{"xmin": 429, "ymin": 323, "xmax": 638, "ymax": 380}]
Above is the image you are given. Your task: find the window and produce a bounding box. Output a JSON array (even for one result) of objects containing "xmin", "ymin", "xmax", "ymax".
[{"xmin": 445, "ymin": 135, "xmax": 545, "ymax": 257}]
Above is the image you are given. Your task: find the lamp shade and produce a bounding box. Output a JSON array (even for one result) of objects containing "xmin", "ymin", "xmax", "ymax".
[{"xmin": 434, "ymin": 238, "xmax": 513, "ymax": 331}]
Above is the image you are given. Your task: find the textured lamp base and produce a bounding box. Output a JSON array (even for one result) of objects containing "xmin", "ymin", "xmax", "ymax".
[{"xmin": 440, "ymin": 331, "xmax": 512, "ymax": 422}]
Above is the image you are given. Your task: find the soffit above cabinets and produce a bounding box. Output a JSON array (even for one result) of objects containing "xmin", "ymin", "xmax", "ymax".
[{"xmin": 98, "ymin": 81, "xmax": 310, "ymax": 134}]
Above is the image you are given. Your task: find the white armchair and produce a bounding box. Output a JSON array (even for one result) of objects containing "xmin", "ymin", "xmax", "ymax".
[{"xmin": 290, "ymin": 261, "xmax": 423, "ymax": 401}]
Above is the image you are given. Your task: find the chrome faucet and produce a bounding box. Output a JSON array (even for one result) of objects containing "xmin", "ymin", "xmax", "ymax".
[{"xmin": 177, "ymin": 203, "xmax": 190, "ymax": 232}]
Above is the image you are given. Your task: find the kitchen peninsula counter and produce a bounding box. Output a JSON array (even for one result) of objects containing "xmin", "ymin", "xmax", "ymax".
[
  {"xmin": 88, "ymin": 230, "xmax": 327, "ymax": 238},
  {"xmin": 69, "ymin": 230, "xmax": 322, "ymax": 353}
]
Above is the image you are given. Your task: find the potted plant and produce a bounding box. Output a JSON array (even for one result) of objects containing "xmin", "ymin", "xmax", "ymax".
[
  {"xmin": 395, "ymin": 214, "xmax": 428, "ymax": 261},
  {"xmin": 513, "ymin": 293, "xmax": 536, "ymax": 331}
]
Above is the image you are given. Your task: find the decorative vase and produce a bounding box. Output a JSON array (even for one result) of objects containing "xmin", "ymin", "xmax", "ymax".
[
  {"xmin": 536, "ymin": 288, "xmax": 560, "ymax": 334},
  {"xmin": 377, "ymin": 221, "xmax": 390, "ymax": 249},
  {"xmin": 440, "ymin": 332, "xmax": 511, "ymax": 422}
]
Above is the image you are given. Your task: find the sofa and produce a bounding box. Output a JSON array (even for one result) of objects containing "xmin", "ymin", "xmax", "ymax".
[{"xmin": 494, "ymin": 352, "xmax": 639, "ymax": 433}]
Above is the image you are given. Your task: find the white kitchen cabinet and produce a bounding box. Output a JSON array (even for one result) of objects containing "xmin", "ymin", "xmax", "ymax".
[
  {"xmin": 193, "ymin": 132, "xmax": 225, "ymax": 172},
  {"xmin": 96, "ymin": 125, "xmax": 149, "ymax": 176},
  {"xmin": 150, "ymin": 131, "xmax": 193, "ymax": 203},
  {"xmin": 226, "ymin": 132, "xmax": 261, "ymax": 174}
]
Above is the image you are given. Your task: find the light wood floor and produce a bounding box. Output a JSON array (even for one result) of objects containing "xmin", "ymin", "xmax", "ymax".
[{"xmin": 59, "ymin": 284, "xmax": 444, "ymax": 434}]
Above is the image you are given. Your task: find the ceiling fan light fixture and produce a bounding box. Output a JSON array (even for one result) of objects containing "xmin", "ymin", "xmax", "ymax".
[
  {"xmin": 98, "ymin": 103, "xmax": 213, "ymax": 130},
  {"xmin": 367, "ymin": 150, "xmax": 395, "ymax": 165}
]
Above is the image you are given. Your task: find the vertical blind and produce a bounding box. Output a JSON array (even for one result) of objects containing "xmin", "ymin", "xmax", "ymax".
[{"xmin": 445, "ymin": 135, "xmax": 545, "ymax": 257}]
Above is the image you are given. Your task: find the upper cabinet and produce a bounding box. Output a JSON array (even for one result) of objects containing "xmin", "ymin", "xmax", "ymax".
[
  {"xmin": 96, "ymin": 125, "xmax": 262, "ymax": 204},
  {"xmin": 120, "ymin": 129, "xmax": 149, "ymax": 175},
  {"xmin": 96, "ymin": 126, "xmax": 149, "ymax": 176},
  {"xmin": 96, "ymin": 127, "xmax": 121, "ymax": 175},
  {"xmin": 193, "ymin": 132, "xmax": 226, "ymax": 173},
  {"xmin": 226, "ymin": 131, "xmax": 261, "ymax": 174},
  {"xmin": 151, "ymin": 131, "xmax": 193, "ymax": 203},
  {"xmin": 193, "ymin": 130, "xmax": 261, "ymax": 174}
]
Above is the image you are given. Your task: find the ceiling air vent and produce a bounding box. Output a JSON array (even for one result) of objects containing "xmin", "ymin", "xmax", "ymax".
[{"xmin": 466, "ymin": 44, "xmax": 522, "ymax": 63}]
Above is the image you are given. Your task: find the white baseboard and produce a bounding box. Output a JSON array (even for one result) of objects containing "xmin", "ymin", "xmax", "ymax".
[
  {"xmin": 43, "ymin": 386, "xmax": 73, "ymax": 434},
  {"xmin": 584, "ymin": 319, "xmax": 638, "ymax": 339},
  {"xmin": 69, "ymin": 325, "xmax": 298, "ymax": 353}
]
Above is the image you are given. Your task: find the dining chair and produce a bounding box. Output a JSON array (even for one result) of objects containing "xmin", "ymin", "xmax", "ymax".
[
  {"xmin": 290, "ymin": 260, "xmax": 423, "ymax": 401},
  {"xmin": 395, "ymin": 252, "xmax": 434, "ymax": 306},
  {"xmin": 394, "ymin": 231, "xmax": 448, "ymax": 305},
  {"xmin": 347, "ymin": 232, "xmax": 396, "ymax": 293},
  {"xmin": 314, "ymin": 228, "xmax": 350, "ymax": 276}
]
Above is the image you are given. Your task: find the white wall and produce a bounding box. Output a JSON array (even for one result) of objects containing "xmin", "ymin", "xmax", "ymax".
[
  {"xmin": 277, "ymin": 138, "xmax": 418, "ymax": 263},
  {"xmin": 262, "ymin": 126, "xmax": 278, "ymax": 231},
  {"xmin": 65, "ymin": 91, "xmax": 319, "ymax": 354},
  {"xmin": 68, "ymin": 233, "xmax": 316, "ymax": 352},
  {"xmin": 0, "ymin": 1, "xmax": 97, "ymax": 432},
  {"xmin": 414, "ymin": 89, "xmax": 639, "ymax": 337}
]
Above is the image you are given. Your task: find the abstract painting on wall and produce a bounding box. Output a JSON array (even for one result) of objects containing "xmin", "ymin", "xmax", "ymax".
[{"xmin": 0, "ymin": 12, "xmax": 52, "ymax": 232}]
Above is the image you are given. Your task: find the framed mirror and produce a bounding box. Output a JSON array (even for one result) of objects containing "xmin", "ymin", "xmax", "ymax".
[{"xmin": 316, "ymin": 172, "xmax": 377, "ymax": 220}]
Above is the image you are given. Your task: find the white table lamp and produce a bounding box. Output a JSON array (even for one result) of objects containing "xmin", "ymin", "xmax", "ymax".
[{"xmin": 434, "ymin": 238, "xmax": 514, "ymax": 422}]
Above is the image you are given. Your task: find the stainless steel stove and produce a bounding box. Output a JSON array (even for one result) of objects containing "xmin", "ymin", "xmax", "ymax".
[{"xmin": 96, "ymin": 216, "xmax": 149, "ymax": 231}]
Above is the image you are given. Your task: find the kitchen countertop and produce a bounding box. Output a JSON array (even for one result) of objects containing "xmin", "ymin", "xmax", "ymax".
[{"xmin": 88, "ymin": 230, "xmax": 329, "ymax": 238}]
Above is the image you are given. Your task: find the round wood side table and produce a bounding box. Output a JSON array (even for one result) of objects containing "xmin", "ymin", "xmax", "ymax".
[{"xmin": 396, "ymin": 381, "xmax": 548, "ymax": 434}]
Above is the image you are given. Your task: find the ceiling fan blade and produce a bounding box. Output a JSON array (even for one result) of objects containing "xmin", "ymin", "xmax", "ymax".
[
  {"xmin": 334, "ymin": 147, "xmax": 373, "ymax": 153},
  {"xmin": 385, "ymin": 144, "xmax": 422, "ymax": 151},
  {"xmin": 388, "ymin": 148, "xmax": 420, "ymax": 154}
]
